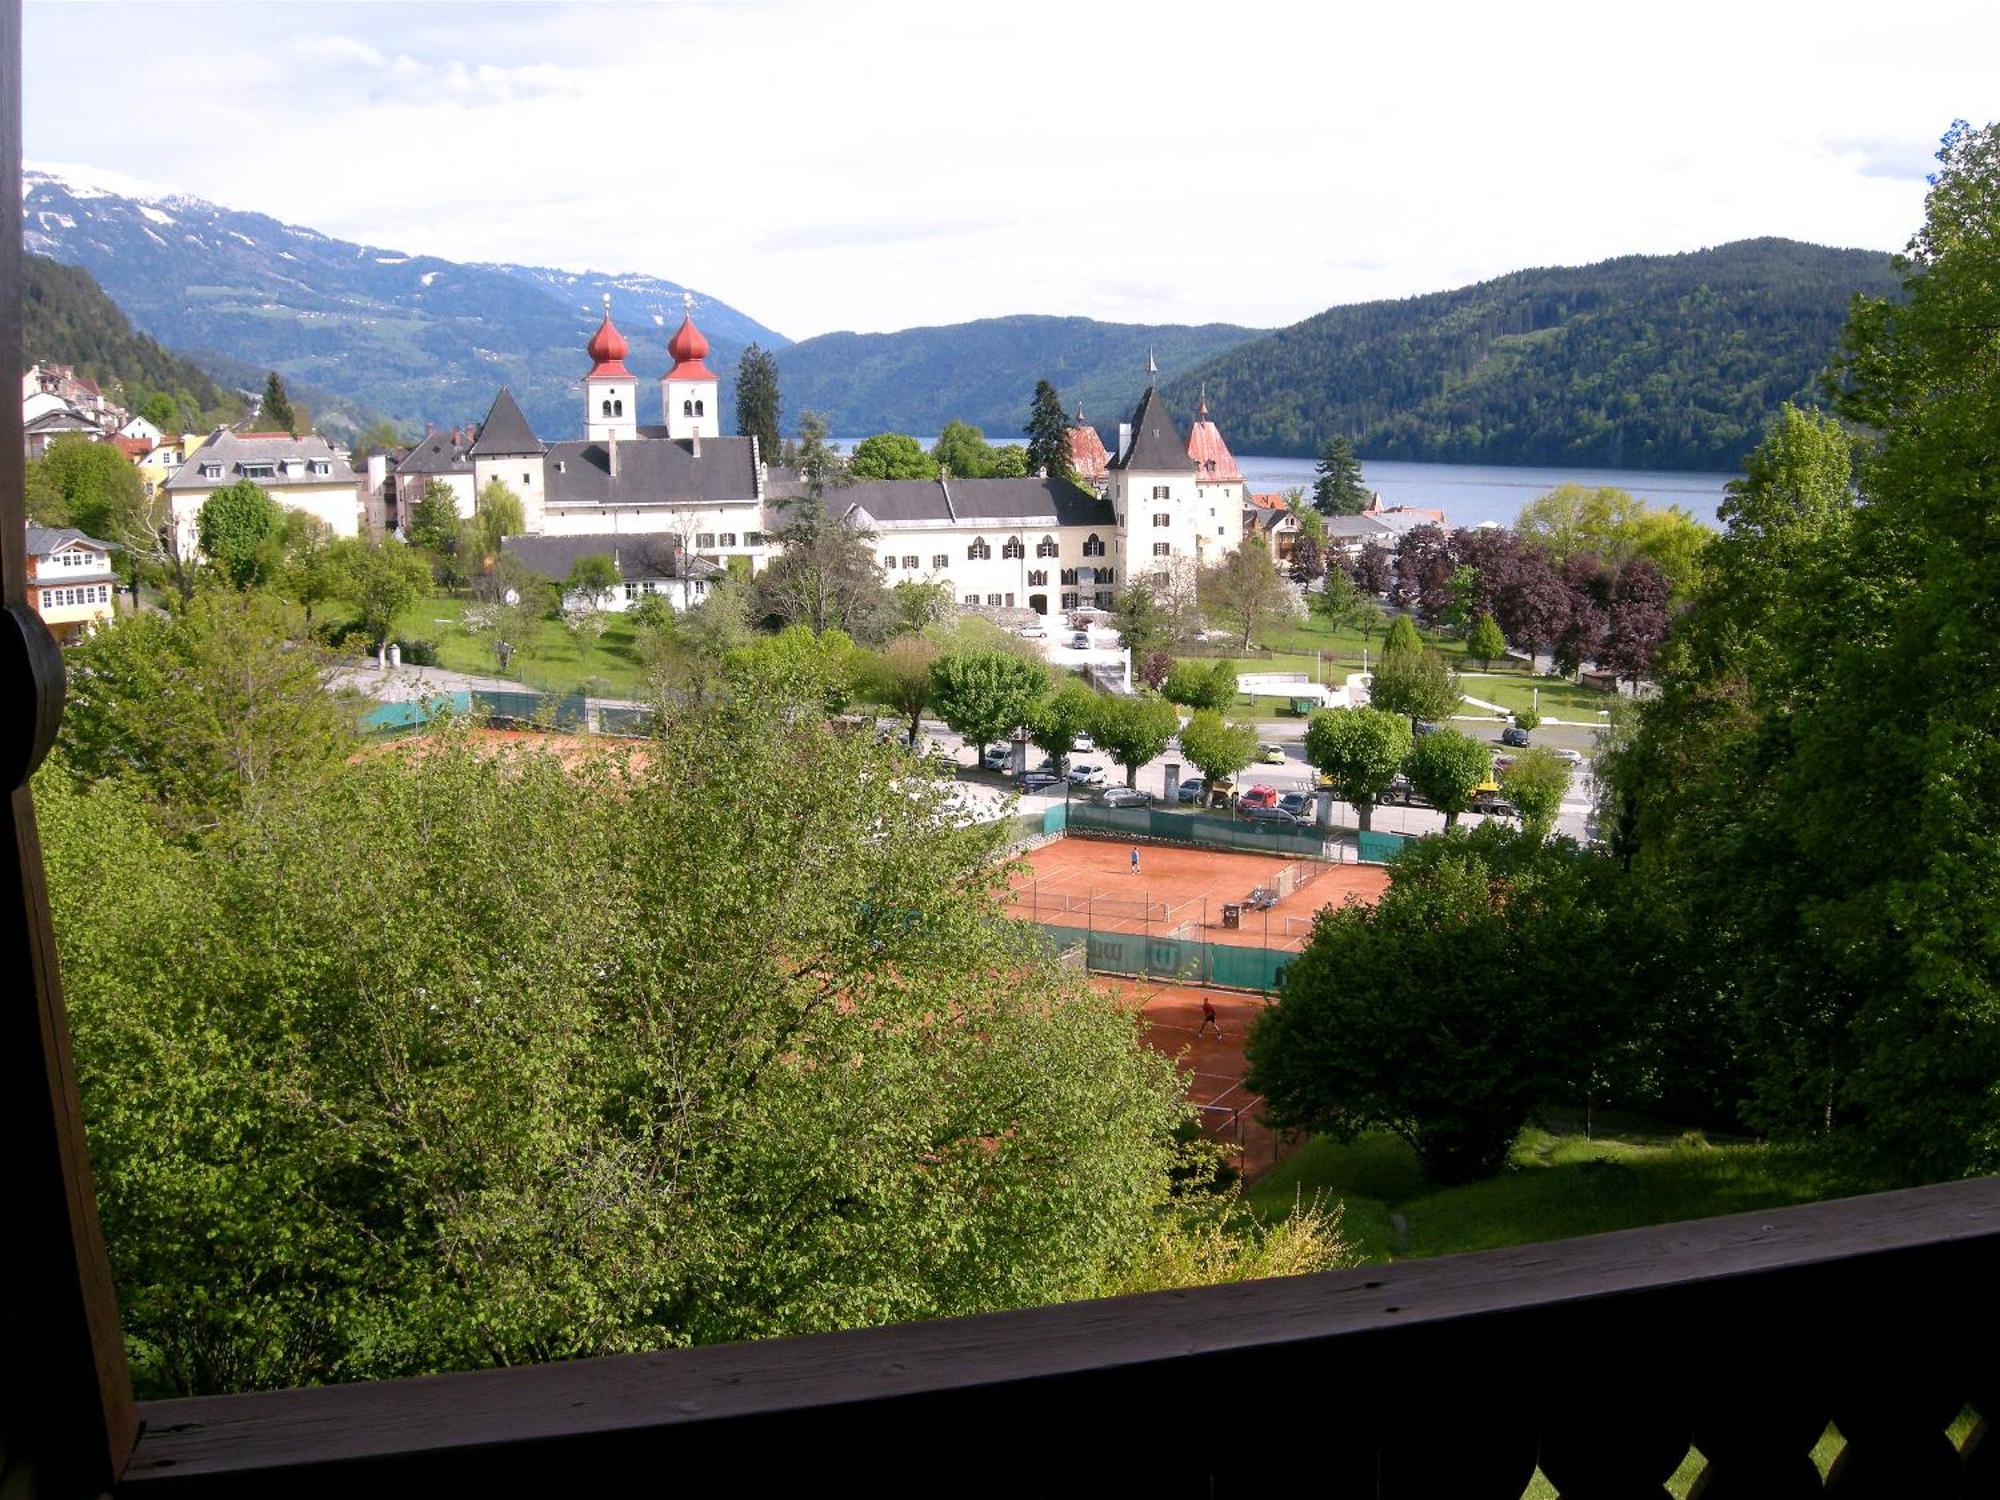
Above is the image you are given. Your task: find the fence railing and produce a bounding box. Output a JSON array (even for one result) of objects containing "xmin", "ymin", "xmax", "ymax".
[{"xmin": 1065, "ymin": 800, "xmax": 1342, "ymax": 860}]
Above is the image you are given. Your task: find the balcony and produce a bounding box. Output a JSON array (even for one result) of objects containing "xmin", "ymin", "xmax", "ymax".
[{"xmin": 78, "ymin": 1179, "xmax": 2000, "ymax": 1494}]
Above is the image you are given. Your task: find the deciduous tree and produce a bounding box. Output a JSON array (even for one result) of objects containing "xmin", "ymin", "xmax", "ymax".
[
  {"xmin": 1466, "ymin": 613, "xmax": 1507, "ymax": 671},
  {"xmin": 1404, "ymin": 726, "xmax": 1489, "ymax": 828},
  {"xmin": 1368, "ymin": 647, "xmax": 1461, "ymax": 734},
  {"xmin": 863, "ymin": 635, "xmax": 941, "ymax": 745},
  {"xmin": 1498, "ymin": 747, "xmax": 1571, "ymax": 839},
  {"xmin": 196, "ymin": 479, "xmax": 283, "ymax": 589},
  {"xmin": 849, "ymin": 432, "xmax": 935, "ymax": 480},
  {"xmin": 929, "ymin": 648, "xmax": 1048, "ymax": 762},
  {"xmin": 1176, "ymin": 710, "xmax": 1259, "ymax": 794},
  {"xmin": 1089, "ymin": 694, "xmax": 1179, "ymax": 788},
  {"xmin": 1025, "ymin": 678, "xmax": 1098, "ymax": 772},
  {"xmin": 1199, "ymin": 536, "xmax": 1298, "ymax": 649},
  {"xmin": 1303, "ymin": 707, "xmax": 1411, "ymax": 832},
  {"xmin": 1163, "ymin": 657, "xmax": 1237, "ymax": 713}
]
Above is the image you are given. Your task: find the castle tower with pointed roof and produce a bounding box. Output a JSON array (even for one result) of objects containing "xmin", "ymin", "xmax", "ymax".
[
  {"xmin": 1105, "ymin": 359, "xmax": 1200, "ymax": 593},
  {"xmin": 1067, "ymin": 403, "xmax": 1111, "ymax": 486},
  {"xmin": 583, "ymin": 295, "xmax": 638, "ymax": 444},
  {"xmin": 662, "ymin": 293, "xmax": 720, "ymax": 441},
  {"xmin": 1185, "ymin": 386, "xmax": 1246, "ymax": 561}
]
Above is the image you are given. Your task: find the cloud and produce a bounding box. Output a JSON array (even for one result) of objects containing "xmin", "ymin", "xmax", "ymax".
[
  {"xmin": 1826, "ymin": 134, "xmax": 1939, "ymax": 182},
  {"xmin": 287, "ymin": 34, "xmax": 383, "ymax": 68},
  {"xmin": 751, "ymin": 215, "xmax": 1012, "ymax": 256}
]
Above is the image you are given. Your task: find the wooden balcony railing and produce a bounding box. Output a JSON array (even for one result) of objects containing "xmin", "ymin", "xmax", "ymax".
[{"xmin": 115, "ymin": 1176, "xmax": 2000, "ymax": 1497}]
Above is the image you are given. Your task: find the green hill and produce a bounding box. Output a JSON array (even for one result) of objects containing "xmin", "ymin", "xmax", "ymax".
[
  {"xmin": 21, "ymin": 253, "xmax": 245, "ymax": 430},
  {"xmin": 1167, "ymin": 239, "xmax": 1904, "ymax": 470},
  {"xmin": 775, "ymin": 315, "xmax": 1267, "ymax": 438}
]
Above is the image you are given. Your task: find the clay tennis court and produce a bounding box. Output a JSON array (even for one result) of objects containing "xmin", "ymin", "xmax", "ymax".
[
  {"xmin": 1096, "ymin": 975, "xmax": 1288, "ymax": 1179},
  {"xmin": 1007, "ymin": 834, "xmax": 1388, "ymax": 950}
]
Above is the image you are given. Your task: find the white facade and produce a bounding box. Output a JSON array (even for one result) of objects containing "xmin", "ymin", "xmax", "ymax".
[
  {"xmin": 163, "ymin": 432, "xmax": 364, "ymax": 559},
  {"xmin": 584, "ymin": 376, "xmax": 638, "ymax": 443},
  {"xmin": 1109, "ymin": 463, "xmax": 1205, "ymax": 590},
  {"xmin": 663, "ymin": 377, "xmax": 720, "ymax": 440}
]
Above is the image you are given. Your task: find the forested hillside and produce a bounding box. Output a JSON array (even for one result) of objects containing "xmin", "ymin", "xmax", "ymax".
[
  {"xmin": 1168, "ymin": 239, "xmax": 1903, "ymax": 470},
  {"xmin": 21, "ymin": 254, "xmax": 244, "ymax": 430},
  {"xmin": 776, "ymin": 316, "xmax": 1265, "ymax": 438}
]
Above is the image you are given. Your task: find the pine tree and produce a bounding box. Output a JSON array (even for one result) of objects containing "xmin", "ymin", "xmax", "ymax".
[
  {"xmin": 734, "ymin": 344, "xmax": 782, "ymax": 460},
  {"xmin": 1312, "ymin": 435, "xmax": 1368, "ymax": 516},
  {"xmin": 1025, "ymin": 379, "xmax": 1073, "ymax": 482},
  {"xmin": 260, "ymin": 372, "xmax": 298, "ymax": 435}
]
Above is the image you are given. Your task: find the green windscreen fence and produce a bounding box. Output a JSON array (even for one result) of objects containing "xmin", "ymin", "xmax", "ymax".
[
  {"xmin": 1066, "ymin": 801, "xmax": 1333, "ymax": 860},
  {"xmin": 1035, "ymin": 922, "xmax": 1294, "ymax": 993},
  {"xmin": 1356, "ymin": 829, "xmax": 1413, "ymax": 864},
  {"xmin": 468, "ymin": 688, "xmax": 587, "ymax": 729}
]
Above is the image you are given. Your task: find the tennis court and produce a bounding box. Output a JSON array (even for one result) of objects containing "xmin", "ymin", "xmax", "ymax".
[
  {"xmin": 1008, "ymin": 834, "xmax": 1388, "ymax": 950},
  {"xmin": 1097, "ymin": 975, "xmax": 1287, "ymax": 1180}
]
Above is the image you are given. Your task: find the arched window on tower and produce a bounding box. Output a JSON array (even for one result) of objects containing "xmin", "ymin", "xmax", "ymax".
[
  {"xmin": 614, "ymin": 398, "xmax": 623, "ymax": 416},
  {"xmin": 683, "ymin": 400, "xmax": 693, "ymax": 417},
  {"xmin": 601, "ymin": 399, "xmax": 612, "ymax": 417},
  {"xmin": 695, "ymin": 399, "xmax": 705, "ymax": 417}
]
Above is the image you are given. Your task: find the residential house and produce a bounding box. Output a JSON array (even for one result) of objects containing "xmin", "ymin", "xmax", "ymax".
[
  {"xmin": 503, "ymin": 532, "xmax": 724, "ymax": 614},
  {"xmin": 162, "ymin": 429, "xmax": 364, "ymax": 559},
  {"xmin": 25, "ymin": 524, "xmax": 117, "ymax": 642}
]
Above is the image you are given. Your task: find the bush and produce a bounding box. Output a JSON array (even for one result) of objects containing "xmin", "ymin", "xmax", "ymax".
[
  {"xmin": 396, "ymin": 637, "xmax": 441, "ymax": 667},
  {"xmin": 1513, "ymin": 709, "xmax": 1542, "ymax": 732}
]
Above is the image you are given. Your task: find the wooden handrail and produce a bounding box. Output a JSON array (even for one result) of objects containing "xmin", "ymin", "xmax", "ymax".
[{"xmin": 123, "ymin": 1177, "xmax": 2000, "ymax": 1495}]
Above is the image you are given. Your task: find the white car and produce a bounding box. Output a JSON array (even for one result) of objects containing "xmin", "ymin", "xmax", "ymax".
[
  {"xmin": 1071, "ymin": 732, "xmax": 1095, "ymax": 753},
  {"xmin": 1554, "ymin": 747, "xmax": 1586, "ymax": 765},
  {"xmin": 1018, "ymin": 624, "xmax": 1048, "ymax": 640},
  {"xmin": 1065, "ymin": 763, "xmax": 1108, "ymax": 787}
]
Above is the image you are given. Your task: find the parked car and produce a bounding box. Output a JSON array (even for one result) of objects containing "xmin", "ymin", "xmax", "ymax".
[
  {"xmin": 1379, "ymin": 773, "xmax": 1418, "ymax": 807},
  {"xmin": 1501, "ymin": 725, "xmax": 1531, "ymax": 747},
  {"xmin": 1277, "ymin": 791, "xmax": 1313, "ymax": 818},
  {"xmin": 1175, "ymin": 777, "xmax": 1207, "ymax": 804},
  {"xmin": 1071, "ymin": 732, "xmax": 1095, "ymax": 753},
  {"xmin": 1554, "ymin": 747, "xmax": 1586, "ymax": 765},
  {"xmin": 1070, "ymin": 631, "xmax": 1091, "ymax": 649},
  {"xmin": 1239, "ymin": 785, "xmax": 1279, "ymax": 810},
  {"xmin": 1241, "ymin": 805, "xmax": 1302, "ymax": 824},
  {"xmin": 1066, "ymin": 763, "xmax": 1108, "ymax": 787},
  {"xmin": 1413, "ymin": 720, "xmax": 1442, "ymax": 737},
  {"xmin": 1095, "ymin": 786, "xmax": 1152, "ymax": 808},
  {"xmin": 1017, "ymin": 770, "xmax": 1063, "ymax": 792},
  {"xmin": 1256, "ymin": 743, "xmax": 1288, "ymax": 765},
  {"xmin": 981, "ymin": 744, "xmax": 1012, "ymax": 771},
  {"xmin": 1018, "ymin": 624, "xmax": 1048, "ymax": 640},
  {"xmin": 1471, "ymin": 792, "xmax": 1518, "ymax": 818}
]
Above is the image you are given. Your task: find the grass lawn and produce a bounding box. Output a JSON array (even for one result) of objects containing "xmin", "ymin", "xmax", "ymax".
[
  {"xmin": 1242, "ymin": 1117, "xmax": 1877, "ymax": 1496},
  {"xmin": 330, "ymin": 594, "xmax": 656, "ymax": 698},
  {"xmin": 1460, "ymin": 672, "xmax": 1616, "ymax": 723}
]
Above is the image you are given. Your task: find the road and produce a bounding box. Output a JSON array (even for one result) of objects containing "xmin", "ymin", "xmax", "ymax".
[{"xmin": 903, "ymin": 713, "xmax": 1601, "ymax": 844}]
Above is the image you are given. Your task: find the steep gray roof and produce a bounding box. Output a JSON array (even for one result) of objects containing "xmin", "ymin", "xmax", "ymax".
[
  {"xmin": 543, "ymin": 435, "xmax": 759, "ymax": 506},
  {"xmin": 503, "ymin": 533, "xmax": 724, "ymax": 583},
  {"xmin": 395, "ymin": 431, "xmax": 476, "ymax": 477},
  {"xmin": 163, "ymin": 430, "xmax": 358, "ymax": 491},
  {"xmin": 468, "ymin": 388, "xmax": 545, "ymax": 456},
  {"xmin": 26, "ymin": 525, "xmax": 115, "ymax": 557},
  {"xmin": 24, "ymin": 409, "xmax": 99, "ymax": 434},
  {"xmin": 1322, "ymin": 514, "xmax": 1394, "ymax": 540},
  {"xmin": 1108, "ymin": 386, "xmax": 1192, "ymax": 473},
  {"xmin": 837, "ymin": 476, "xmax": 1115, "ymax": 530}
]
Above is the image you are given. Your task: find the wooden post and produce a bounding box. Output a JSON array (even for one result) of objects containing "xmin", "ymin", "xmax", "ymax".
[{"xmin": 0, "ymin": 0, "xmax": 140, "ymax": 1485}]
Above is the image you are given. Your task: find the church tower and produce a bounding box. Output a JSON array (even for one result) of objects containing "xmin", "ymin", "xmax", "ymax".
[
  {"xmin": 662, "ymin": 293, "xmax": 720, "ymax": 441},
  {"xmin": 583, "ymin": 295, "xmax": 638, "ymax": 443}
]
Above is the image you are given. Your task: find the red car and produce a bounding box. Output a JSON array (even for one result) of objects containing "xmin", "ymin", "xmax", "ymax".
[{"xmin": 1238, "ymin": 784, "xmax": 1279, "ymax": 809}]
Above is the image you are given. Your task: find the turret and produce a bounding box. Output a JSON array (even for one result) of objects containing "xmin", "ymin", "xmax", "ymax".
[
  {"xmin": 583, "ymin": 295, "xmax": 638, "ymax": 442},
  {"xmin": 661, "ymin": 292, "xmax": 720, "ymax": 441}
]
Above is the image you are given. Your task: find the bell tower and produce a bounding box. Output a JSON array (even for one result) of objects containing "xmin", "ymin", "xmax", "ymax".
[
  {"xmin": 583, "ymin": 294, "xmax": 637, "ymax": 443},
  {"xmin": 662, "ymin": 291, "xmax": 720, "ymax": 441}
]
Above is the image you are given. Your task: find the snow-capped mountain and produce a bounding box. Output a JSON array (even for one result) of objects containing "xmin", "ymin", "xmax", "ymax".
[{"xmin": 22, "ymin": 165, "xmax": 790, "ymax": 438}]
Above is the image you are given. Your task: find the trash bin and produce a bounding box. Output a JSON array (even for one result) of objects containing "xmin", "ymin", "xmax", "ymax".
[{"xmin": 1221, "ymin": 903, "xmax": 1242, "ymax": 930}]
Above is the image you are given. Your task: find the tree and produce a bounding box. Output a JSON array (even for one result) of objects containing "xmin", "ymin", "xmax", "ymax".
[
  {"xmin": 273, "ymin": 514, "xmax": 343, "ymax": 629},
  {"xmin": 1392, "ymin": 524, "xmax": 1457, "ymax": 626},
  {"xmin": 727, "ymin": 624, "xmax": 859, "ymax": 716},
  {"xmin": 345, "ymin": 536, "xmax": 434, "ymax": 651},
  {"xmin": 1466, "ymin": 613, "xmax": 1507, "ymax": 671},
  {"xmin": 889, "ymin": 578, "xmax": 954, "ymax": 635},
  {"xmin": 1111, "ymin": 581, "xmax": 1176, "ymax": 660},
  {"xmin": 35, "ymin": 433, "xmax": 144, "ymax": 539},
  {"xmin": 849, "ymin": 433, "xmax": 935, "ymax": 480},
  {"xmin": 862, "ymin": 635, "xmax": 941, "ymax": 745},
  {"xmin": 1136, "ymin": 650, "xmax": 1174, "ymax": 692},
  {"xmin": 1496, "ymin": 554, "xmax": 1571, "ymax": 666},
  {"xmin": 473, "ymin": 478, "xmax": 524, "ymax": 560},
  {"xmin": 932, "ymin": 420, "xmax": 997, "ymax": 479},
  {"xmin": 1176, "ymin": 711, "xmax": 1259, "ymax": 797},
  {"xmin": 928, "ymin": 648, "xmax": 1048, "ymax": 762},
  {"xmin": 986, "ymin": 444, "xmax": 1029, "ymax": 478},
  {"xmin": 1303, "ymin": 707, "xmax": 1411, "ymax": 832},
  {"xmin": 1246, "ymin": 827, "xmax": 1634, "ymax": 1184},
  {"xmin": 1382, "ymin": 614, "xmax": 1423, "ymax": 658},
  {"xmin": 1089, "ymin": 694, "xmax": 1179, "ymax": 789},
  {"xmin": 1288, "ymin": 531, "xmax": 1325, "ymax": 584},
  {"xmin": 1025, "ymin": 679, "xmax": 1098, "ymax": 773},
  {"xmin": 1599, "ymin": 557, "xmax": 1672, "ymax": 686},
  {"xmin": 1312, "ymin": 435, "xmax": 1368, "ymax": 515},
  {"xmin": 565, "ymin": 553, "xmax": 619, "ymax": 603},
  {"xmin": 259, "ymin": 371, "xmax": 299, "ymax": 435},
  {"xmin": 1353, "ymin": 539, "xmax": 1393, "ymax": 596},
  {"xmin": 55, "ymin": 589, "xmax": 354, "ymax": 835},
  {"xmin": 196, "ymin": 480, "xmax": 283, "ymax": 589},
  {"xmin": 734, "ymin": 343, "xmax": 782, "ymax": 460},
  {"xmin": 406, "ymin": 479, "xmax": 463, "ymax": 562},
  {"xmin": 646, "ymin": 578, "xmax": 751, "ymax": 705},
  {"xmin": 39, "ymin": 694, "xmax": 1188, "ymax": 1392},
  {"xmin": 1163, "ymin": 658, "xmax": 1237, "ymax": 713},
  {"xmin": 1405, "ymin": 727, "xmax": 1492, "ymax": 829},
  {"xmin": 1025, "ymin": 380, "xmax": 1073, "ymax": 482},
  {"xmin": 1198, "ymin": 536, "xmax": 1298, "ymax": 650},
  {"xmin": 1499, "ymin": 747, "xmax": 1571, "ymax": 839}
]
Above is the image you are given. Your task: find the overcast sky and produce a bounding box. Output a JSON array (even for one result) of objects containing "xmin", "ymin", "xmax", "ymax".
[{"xmin": 23, "ymin": 0, "xmax": 1999, "ymax": 341}]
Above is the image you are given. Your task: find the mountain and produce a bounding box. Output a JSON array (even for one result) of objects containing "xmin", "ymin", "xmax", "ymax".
[
  {"xmin": 21, "ymin": 165, "xmax": 790, "ymax": 442},
  {"xmin": 1165, "ymin": 239, "xmax": 1904, "ymax": 471},
  {"xmin": 774, "ymin": 316, "xmax": 1267, "ymax": 439},
  {"xmin": 21, "ymin": 253, "xmax": 244, "ymax": 428}
]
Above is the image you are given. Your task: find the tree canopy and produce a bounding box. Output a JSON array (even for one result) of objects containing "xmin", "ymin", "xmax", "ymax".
[
  {"xmin": 1198, "ymin": 536, "xmax": 1299, "ymax": 649},
  {"xmin": 734, "ymin": 342, "xmax": 782, "ymax": 460},
  {"xmin": 1176, "ymin": 710, "xmax": 1259, "ymax": 790},
  {"xmin": 1025, "ymin": 379, "xmax": 1073, "ymax": 482},
  {"xmin": 849, "ymin": 432, "xmax": 936, "ymax": 480},
  {"xmin": 1303, "ymin": 707, "xmax": 1411, "ymax": 831},
  {"xmin": 196, "ymin": 480, "xmax": 284, "ymax": 590},
  {"xmin": 1312, "ymin": 435, "xmax": 1368, "ymax": 515},
  {"xmin": 928, "ymin": 648, "xmax": 1047, "ymax": 758}
]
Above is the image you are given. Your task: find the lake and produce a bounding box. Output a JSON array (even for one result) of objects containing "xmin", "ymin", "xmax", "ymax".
[{"xmin": 831, "ymin": 437, "xmax": 1737, "ymax": 531}]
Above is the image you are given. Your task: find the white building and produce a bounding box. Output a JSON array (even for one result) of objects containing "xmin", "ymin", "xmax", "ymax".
[
  {"xmin": 161, "ymin": 429, "xmax": 364, "ymax": 558},
  {"xmin": 502, "ymin": 532, "xmax": 724, "ymax": 614}
]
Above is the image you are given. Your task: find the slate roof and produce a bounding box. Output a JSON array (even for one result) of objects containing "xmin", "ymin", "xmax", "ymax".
[
  {"xmin": 26, "ymin": 525, "xmax": 115, "ymax": 557},
  {"xmin": 468, "ymin": 388, "xmax": 545, "ymax": 456},
  {"xmin": 543, "ymin": 435, "xmax": 759, "ymax": 506},
  {"xmin": 503, "ymin": 533, "xmax": 723, "ymax": 583},
  {"xmin": 23, "ymin": 409, "xmax": 99, "ymax": 434},
  {"xmin": 1108, "ymin": 385, "xmax": 1192, "ymax": 473},
  {"xmin": 837, "ymin": 476, "xmax": 1115, "ymax": 531},
  {"xmin": 163, "ymin": 430, "xmax": 358, "ymax": 491},
  {"xmin": 396, "ymin": 429, "xmax": 477, "ymax": 477},
  {"xmin": 1322, "ymin": 514, "xmax": 1395, "ymax": 541}
]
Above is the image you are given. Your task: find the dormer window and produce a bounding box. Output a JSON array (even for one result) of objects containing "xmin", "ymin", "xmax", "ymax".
[
  {"xmin": 200, "ymin": 463, "xmax": 221, "ymax": 479},
  {"xmin": 241, "ymin": 462, "xmax": 275, "ymax": 479},
  {"xmin": 309, "ymin": 460, "xmax": 330, "ymax": 476}
]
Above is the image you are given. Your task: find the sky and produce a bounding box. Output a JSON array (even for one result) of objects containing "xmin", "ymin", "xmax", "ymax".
[{"xmin": 23, "ymin": 0, "xmax": 2000, "ymax": 341}]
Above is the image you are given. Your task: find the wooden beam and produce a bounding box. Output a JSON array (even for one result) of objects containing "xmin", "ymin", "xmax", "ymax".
[{"xmin": 0, "ymin": 0, "xmax": 140, "ymax": 1488}]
